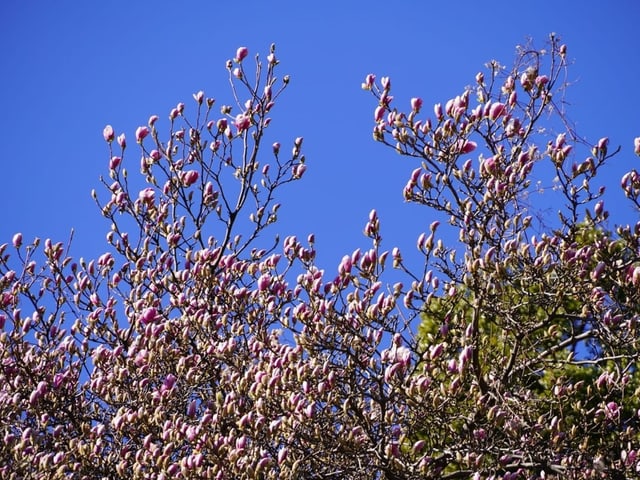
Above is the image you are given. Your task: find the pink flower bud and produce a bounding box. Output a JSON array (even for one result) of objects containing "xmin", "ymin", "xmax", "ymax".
[
  {"xmin": 181, "ymin": 170, "xmax": 199, "ymax": 187},
  {"xmin": 234, "ymin": 114, "xmax": 251, "ymax": 132},
  {"xmin": 12, "ymin": 233, "xmax": 22, "ymax": 248},
  {"xmin": 117, "ymin": 133, "xmax": 126, "ymax": 148},
  {"xmin": 591, "ymin": 261, "xmax": 605, "ymax": 281},
  {"xmin": 272, "ymin": 142, "xmax": 280, "ymax": 155},
  {"xmin": 138, "ymin": 188, "xmax": 155, "ymax": 205},
  {"xmin": 193, "ymin": 91, "xmax": 204, "ymax": 104},
  {"xmin": 535, "ymin": 75, "xmax": 549, "ymax": 87},
  {"xmin": 235, "ymin": 46, "xmax": 249, "ymax": 62},
  {"xmin": 163, "ymin": 373, "xmax": 177, "ymax": 390},
  {"xmin": 135, "ymin": 126, "xmax": 149, "ymax": 143},
  {"xmin": 374, "ymin": 105, "xmax": 385, "ymax": 122},
  {"xmin": 456, "ymin": 139, "xmax": 477, "ymax": 154},
  {"xmin": 597, "ymin": 137, "xmax": 609, "ymax": 151},
  {"xmin": 410, "ymin": 97, "xmax": 423, "ymax": 112},
  {"xmin": 594, "ymin": 200, "xmax": 604, "ymax": 217},
  {"xmin": 488, "ymin": 102, "xmax": 506, "ymax": 121},
  {"xmin": 103, "ymin": 125, "xmax": 115, "ymax": 142},
  {"xmin": 109, "ymin": 156, "xmax": 121, "ymax": 170},
  {"xmin": 140, "ymin": 307, "xmax": 158, "ymax": 325},
  {"xmin": 277, "ymin": 447, "xmax": 288, "ymax": 465},
  {"xmin": 380, "ymin": 76, "xmax": 391, "ymax": 90},
  {"xmin": 304, "ymin": 402, "xmax": 315, "ymax": 418},
  {"xmin": 634, "ymin": 137, "xmax": 640, "ymax": 156},
  {"xmin": 187, "ymin": 399, "xmax": 197, "ymax": 417},
  {"xmin": 362, "ymin": 73, "xmax": 375, "ymax": 90},
  {"xmin": 520, "ymin": 72, "xmax": 532, "ymax": 91},
  {"xmin": 292, "ymin": 164, "xmax": 306, "ymax": 179},
  {"xmin": 434, "ymin": 103, "xmax": 443, "ymax": 120},
  {"xmin": 257, "ymin": 274, "xmax": 271, "ymax": 292},
  {"xmin": 148, "ymin": 115, "xmax": 159, "ymax": 126}
]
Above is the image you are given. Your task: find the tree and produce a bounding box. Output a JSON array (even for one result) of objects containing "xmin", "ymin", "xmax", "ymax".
[{"xmin": 1, "ymin": 37, "xmax": 640, "ymax": 479}]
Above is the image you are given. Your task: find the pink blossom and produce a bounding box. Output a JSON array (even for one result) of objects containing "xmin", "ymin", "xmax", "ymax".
[
  {"xmin": 304, "ymin": 402, "xmax": 315, "ymax": 418},
  {"xmin": 591, "ymin": 261, "xmax": 606, "ymax": 281},
  {"xmin": 140, "ymin": 307, "xmax": 158, "ymax": 325},
  {"xmin": 148, "ymin": 115, "xmax": 159, "ymax": 126},
  {"xmin": 234, "ymin": 113, "xmax": 251, "ymax": 132},
  {"xmin": 135, "ymin": 126, "xmax": 149, "ymax": 143},
  {"xmin": 138, "ymin": 187, "xmax": 155, "ymax": 205},
  {"xmin": 193, "ymin": 91, "xmax": 204, "ymax": 104},
  {"xmin": 456, "ymin": 139, "xmax": 477, "ymax": 154},
  {"xmin": 257, "ymin": 274, "xmax": 271, "ymax": 292},
  {"xmin": 411, "ymin": 97, "xmax": 423, "ymax": 112},
  {"xmin": 181, "ymin": 170, "xmax": 199, "ymax": 187},
  {"xmin": 162, "ymin": 374, "xmax": 177, "ymax": 393},
  {"xmin": 597, "ymin": 137, "xmax": 609, "ymax": 151},
  {"xmin": 292, "ymin": 163, "xmax": 306, "ymax": 179},
  {"xmin": 235, "ymin": 46, "xmax": 249, "ymax": 62},
  {"xmin": 362, "ymin": 74, "xmax": 375, "ymax": 90},
  {"xmin": 605, "ymin": 401, "xmax": 619, "ymax": 419},
  {"xmin": 12, "ymin": 233, "xmax": 22, "ymax": 248},
  {"xmin": 117, "ymin": 133, "xmax": 126, "ymax": 148},
  {"xmin": 103, "ymin": 125, "xmax": 114, "ymax": 142},
  {"xmin": 535, "ymin": 75, "xmax": 549, "ymax": 87},
  {"xmin": 488, "ymin": 102, "xmax": 506, "ymax": 121},
  {"xmin": 277, "ymin": 447, "xmax": 288, "ymax": 465},
  {"xmin": 109, "ymin": 156, "xmax": 121, "ymax": 170},
  {"xmin": 635, "ymin": 137, "xmax": 640, "ymax": 156},
  {"xmin": 374, "ymin": 105, "xmax": 385, "ymax": 122},
  {"xmin": 434, "ymin": 103, "xmax": 443, "ymax": 120}
]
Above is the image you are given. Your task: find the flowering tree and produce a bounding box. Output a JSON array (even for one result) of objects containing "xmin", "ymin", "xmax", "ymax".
[{"xmin": 2, "ymin": 37, "xmax": 640, "ymax": 479}]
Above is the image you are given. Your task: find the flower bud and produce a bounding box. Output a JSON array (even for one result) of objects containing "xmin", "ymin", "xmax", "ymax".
[
  {"xmin": 12, "ymin": 233, "xmax": 22, "ymax": 248},
  {"xmin": 235, "ymin": 46, "xmax": 249, "ymax": 63},
  {"xmin": 362, "ymin": 74, "xmax": 375, "ymax": 90},
  {"xmin": 488, "ymin": 102, "xmax": 506, "ymax": 121},
  {"xmin": 135, "ymin": 126, "xmax": 149, "ymax": 143},
  {"xmin": 103, "ymin": 125, "xmax": 115, "ymax": 142}
]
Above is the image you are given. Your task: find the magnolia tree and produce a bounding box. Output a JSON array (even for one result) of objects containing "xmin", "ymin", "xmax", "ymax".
[{"xmin": 2, "ymin": 37, "xmax": 640, "ymax": 479}]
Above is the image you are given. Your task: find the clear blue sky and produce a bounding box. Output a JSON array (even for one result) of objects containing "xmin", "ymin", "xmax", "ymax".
[{"xmin": 2, "ymin": 1, "xmax": 639, "ymax": 273}]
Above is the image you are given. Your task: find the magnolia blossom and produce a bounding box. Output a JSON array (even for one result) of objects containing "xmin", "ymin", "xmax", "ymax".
[
  {"xmin": 12, "ymin": 232, "xmax": 22, "ymax": 248},
  {"xmin": 488, "ymin": 102, "xmax": 506, "ymax": 121},
  {"xmin": 138, "ymin": 187, "xmax": 155, "ymax": 205},
  {"xmin": 103, "ymin": 125, "xmax": 114, "ymax": 142},
  {"xmin": 234, "ymin": 113, "xmax": 251, "ymax": 132},
  {"xmin": 235, "ymin": 46, "xmax": 249, "ymax": 62},
  {"xmin": 181, "ymin": 170, "xmax": 199, "ymax": 187},
  {"xmin": 135, "ymin": 126, "xmax": 149, "ymax": 143}
]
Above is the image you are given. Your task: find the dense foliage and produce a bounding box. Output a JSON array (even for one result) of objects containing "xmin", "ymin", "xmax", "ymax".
[{"xmin": 2, "ymin": 37, "xmax": 640, "ymax": 479}]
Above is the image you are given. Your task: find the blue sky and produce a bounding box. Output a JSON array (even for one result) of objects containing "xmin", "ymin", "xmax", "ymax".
[{"xmin": 2, "ymin": 1, "xmax": 639, "ymax": 274}]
